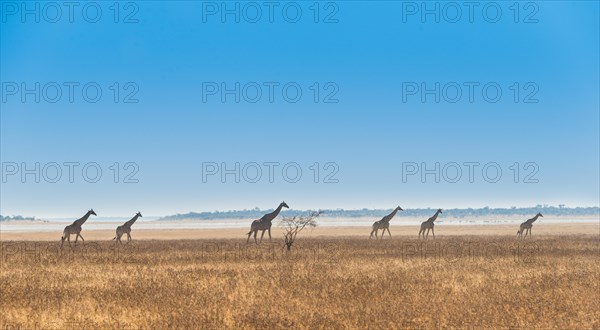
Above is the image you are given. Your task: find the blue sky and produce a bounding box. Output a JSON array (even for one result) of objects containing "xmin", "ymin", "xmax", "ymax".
[{"xmin": 1, "ymin": 1, "xmax": 599, "ymax": 217}]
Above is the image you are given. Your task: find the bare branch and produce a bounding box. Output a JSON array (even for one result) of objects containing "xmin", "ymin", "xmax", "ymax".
[{"xmin": 280, "ymin": 210, "xmax": 323, "ymax": 251}]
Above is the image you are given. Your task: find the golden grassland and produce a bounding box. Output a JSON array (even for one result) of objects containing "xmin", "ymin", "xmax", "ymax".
[{"xmin": 1, "ymin": 235, "xmax": 599, "ymax": 329}]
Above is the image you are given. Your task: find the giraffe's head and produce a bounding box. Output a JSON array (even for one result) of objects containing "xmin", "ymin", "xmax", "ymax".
[
  {"xmin": 136, "ymin": 211, "xmax": 143, "ymax": 217},
  {"xmin": 281, "ymin": 201, "xmax": 289, "ymax": 209},
  {"xmin": 537, "ymin": 212, "xmax": 543, "ymax": 219},
  {"xmin": 437, "ymin": 208, "xmax": 443, "ymax": 214},
  {"xmin": 90, "ymin": 209, "xmax": 97, "ymax": 216},
  {"xmin": 397, "ymin": 206, "xmax": 404, "ymax": 211}
]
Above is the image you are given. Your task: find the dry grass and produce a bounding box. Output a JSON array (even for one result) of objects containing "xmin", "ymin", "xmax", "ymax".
[{"xmin": 1, "ymin": 235, "xmax": 599, "ymax": 329}]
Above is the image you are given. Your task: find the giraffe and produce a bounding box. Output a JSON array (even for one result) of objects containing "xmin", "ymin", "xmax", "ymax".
[
  {"xmin": 370, "ymin": 206, "xmax": 404, "ymax": 239},
  {"xmin": 517, "ymin": 213, "xmax": 543, "ymax": 238},
  {"xmin": 60, "ymin": 209, "xmax": 97, "ymax": 248},
  {"xmin": 246, "ymin": 201, "xmax": 289, "ymax": 244},
  {"xmin": 113, "ymin": 212, "xmax": 142, "ymax": 244},
  {"xmin": 418, "ymin": 208, "xmax": 442, "ymax": 239}
]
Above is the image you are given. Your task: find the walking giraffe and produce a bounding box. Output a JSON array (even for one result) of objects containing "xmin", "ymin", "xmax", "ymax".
[
  {"xmin": 247, "ymin": 201, "xmax": 289, "ymax": 244},
  {"xmin": 418, "ymin": 208, "xmax": 442, "ymax": 239},
  {"xmin": 370, "ymin": 206, "xmax": 403, "ymax": 239},
  {"xmin": 113, "ymin": 212, "xmax": 142, "ymax": 244},
  {"xmin": 60, "ymin": 209, "xmax": 97, "ymax": 248},
  {"xmin": 517, "ymin": 213, "xmax": 543, "ymax": 238}
]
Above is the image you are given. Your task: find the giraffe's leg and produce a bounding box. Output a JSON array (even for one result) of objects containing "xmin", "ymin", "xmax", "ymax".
[
  {"xmin": 387, "ymin": 228, "xmax": 392, "ymax": 238},
  {"xmin": 117, "ymin": 234, "xmax": 123, "ymax": 244},
  {"xmin": 425, "ymin": 228, "xmax": 430, "ymax": 239},
  {"xmin": 375, "ymin": 229, "xmax": 379, "ymax": 239},
  {"xmin": 127, "ymin": 232, "xmax": 132, "ymax": 242},
  {"xmin": 370, "ymin": 229, "xmax": 374, "ymax": 239},
  {"xmin": 260, "ymin": 230, "xmax": 266, "ymax": 242},
  {"xmin": 67, "ymin": 234, "xmax": 72, "ymax": 247},
  {"xmin": 253, "ymin": 230, "xmax": 258, "ymax": 244},
  {"xmin": 79, "ymin": 233, "xmax": 85, "ymax": 243},
  {"xmin": 247, "ymin": 231, "xmax": 252, "ymax": 244},
  {"xmin": 431, "ymin": 228, "xmax": 435, "ymax": 240},
  {"xmin": 418, "ymin": 228, "xmax": 422, "ymax": 238},
  {"xmin": 268, "ymin": 228, "xmax": 272, "ymax": 241}
]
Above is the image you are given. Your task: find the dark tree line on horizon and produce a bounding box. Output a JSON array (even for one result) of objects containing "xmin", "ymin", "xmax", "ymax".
[
  {"xmin": 2, "ymin": 205, "xmax": 598, "ymax": 222},
  {"xmin": 0, "ymin": 215, "xmax": 36, "ymax": 221},
  {"xmin": 158, "ymin": 205, "xmax": 600, "ymax": 221}
]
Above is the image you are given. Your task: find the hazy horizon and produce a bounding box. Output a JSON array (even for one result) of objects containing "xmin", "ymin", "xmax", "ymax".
[{"xmin": 2, "ymin": 204, "xmax": 599, "ymax": 220}]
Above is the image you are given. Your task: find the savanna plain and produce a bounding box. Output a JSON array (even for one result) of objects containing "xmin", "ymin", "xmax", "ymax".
[{"xmin": 1, "ymin": 229, "xmax": 599, "ymax": 329}]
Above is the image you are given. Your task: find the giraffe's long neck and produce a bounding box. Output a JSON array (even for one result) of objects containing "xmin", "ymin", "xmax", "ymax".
[
  {"xmin": 272, "ymin": 203, "xmax": 285, "ymax": 218},
  {"xmin": 124, "ymin": 214, "xmax": 140, "ymax": 228},
  {"xmin": 528, "ymin": 214, "xmax": 540, "ymax": 224},
  {"xmin": 264, "ymin": 203, "xmax": 285, "ymax": 222},
  {"xmin": 429, "ymin": 210, "xmax": 441, "ymax": 223},
  {"xmin": 383, "ymin": 208, "xmax": 400, "ymax": 222},
  {"xmin": 73, "ymin": 211, "xmax": 92, "ymax": 227}
]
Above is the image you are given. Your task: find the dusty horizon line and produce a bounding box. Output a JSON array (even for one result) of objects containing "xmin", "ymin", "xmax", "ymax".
[{"xmin": 2, "ymin": 205, "xmax": 599, "ymax": 220}]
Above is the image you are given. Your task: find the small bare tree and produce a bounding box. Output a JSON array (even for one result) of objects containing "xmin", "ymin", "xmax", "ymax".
[{"xmin": 280, "ymin": 210, "xmax": 322, "ymax": 251}]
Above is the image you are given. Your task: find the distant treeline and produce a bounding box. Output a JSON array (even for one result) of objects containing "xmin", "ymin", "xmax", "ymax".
[
  {"xmin": 0, "ymin": 215, "xmax": 35, "ymax": 221},
  {"xmin": 160, "ymin": 205, "xmax": 600, "ymax": 221}
]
